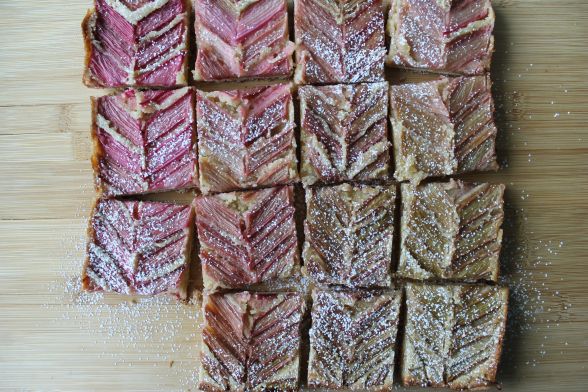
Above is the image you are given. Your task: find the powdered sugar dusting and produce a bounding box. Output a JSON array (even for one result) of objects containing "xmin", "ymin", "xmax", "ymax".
[
  {"xmin": 43, "ymin": 196, "xmax": 199, "ymax": 390},
  {"xmin": 294, "ymin": 0, "xmax": 386, "ymax": 84},
  {"xmin": 388, "ymin": 0, "xmax": 494, "ymax": 75},
  {"xmin": 304, "ymin": 183, "xmax": 395, "ymax": 288},
  {"xmin": 299, "ymin": 82, "xmax": 390, "ymax": 186},
  {"xmin": 497, "ymin": 200, "xmax": 570, "ymax": 374},
  {"xmin": 196, "ymin": 84, "xmax": 297, "ymax": 194}
]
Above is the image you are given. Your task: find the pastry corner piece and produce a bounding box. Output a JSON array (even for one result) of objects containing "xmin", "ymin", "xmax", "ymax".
[
  {"xmin": 91, "ymin": 87, "xmax": 197, "ymax": 197},
  {"xmin": 196, "ymin": 84, "xmax": 297, "ymax": 194},
  {"xmin": 402, "ymin": 283, "xmax": 508, "ymax": 389},
  {"xmin": 294, "ymin": 0, "xmax": 386, "ymax": 84},
  {"xmin": 82, "ymin": 0, "xmax": 190, "ymax": 88},
  {"xmin": 398, "ymin": 180, "xmax": 504, "ymax": 282},
  {"xmin": 303, "ymin": 183, "xmax": 395, "ymax": 288},
  {"xmin": 308, "ymin": 289, "xmax": 401, "ymax": 390},
  {"xmin": 194, "ymin": 186, "xmax": 299, "ymax": 291},
  {"xmin": 390, "ymin": 75, "xmax": 498, "ymax": 183},
  {"xmin": 83, "ymin": 199, "xmax": 194, "ymax": 299},
  {"xmin": 193, "ymin": 0, "xmax": 294, "ymax": 82},
  {"xmin": 299, "ymin": 82, "xmax": 390, "ymax": 186},
  {"xmin": 198, "ymin": 291, "xmax": 305, "ymax": 391},
  {"xmin": 387, "ymin": 0, "xmax": 495, "ymax": 75}
]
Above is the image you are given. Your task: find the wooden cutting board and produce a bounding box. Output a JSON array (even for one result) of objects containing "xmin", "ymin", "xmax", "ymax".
[{"xmin": 1, "ymin": 0, "xmax": 587, "ymax": 390}]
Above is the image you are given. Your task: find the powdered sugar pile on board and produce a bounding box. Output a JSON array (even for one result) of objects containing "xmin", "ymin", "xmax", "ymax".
[
  {"xmin": 495, "ymin": 192, "xmax": 569, "ymax": 375},
  {"xmin": 491, "ymin": 49, "xmax": 572, "ymax": 373},
  {"xmin": 46, "ymin": 194, "xmax": 200, "ymax": 390}
]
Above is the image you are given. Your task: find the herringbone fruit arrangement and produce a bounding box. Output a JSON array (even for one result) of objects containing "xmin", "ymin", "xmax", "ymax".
[{"xmin": 80, "ymin": 0, "xmax": 507, "ymax": 390}]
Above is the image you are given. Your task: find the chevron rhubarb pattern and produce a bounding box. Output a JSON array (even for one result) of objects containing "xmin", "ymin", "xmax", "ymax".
[
  {"xmin": 387, "ymin": 0, "xmax": 495, "ymax": 75},
  {"xmin": 197, "ymin": 84, "xmax": 297, "ymax": 194},
  {"xmin": 390, "ymin": 75, "xmax": 498, "ymax": 183},
  {"xmin": 194, "ymin": 0, "xmax": 294, "ymax": 81},
  {"xmin": 82, "ymin": 0, "xmax": 189, "ymax": 88},
  {"xmin": 447, "ymin": 75, "xmax": 500, "ymax": 174},
  {"xmin": 308, "ymin": 289, "xmax": 401, "ymax": 390},
  {"xmin": 194, "ymin": 186, "xmax": 299, "ymax": 290},
  {"xmin": 294, "ymin": 0, "xmax": 386, "ymax": 84},
  {"xmin": 199, "ymin": 291, "xmax": 305, "ymax": 391},
  {"xmin": 398, "ymin": 180, "xmax": 504, "ymax": 282},
  {"xmin": 299, "ymin": 83, "xmax": 390, "ymax": 186},
  {"xmin": 92, "ymin": 87, "xmax": 197, "ymax": 196},
  {"xmin": 402, "ymin": 283, "xmax": 508, "ymax": 389},
  {"xmin": 83, "ymin": 199, "xmax": 194, "ymax": 299},
  {"xmin": 304, "ymin": 183, "xmax": 395, "ymax": 288}
]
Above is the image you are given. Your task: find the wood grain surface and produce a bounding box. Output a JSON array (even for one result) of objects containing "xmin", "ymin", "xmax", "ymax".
[{"xmin": 1, "ymin": 0, "xmax": 587, "ymax": 391}]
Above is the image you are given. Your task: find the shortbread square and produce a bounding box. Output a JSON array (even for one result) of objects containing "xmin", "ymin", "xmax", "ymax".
[
  {"xmin": 304, "ymin": 183, "xmax": 395, "ymax": 288},
  {"xmin": 398, "ymin": 180, "xmax": 504, "ymax": 282},
  {"xmin": 402, "ymin": 283, "xmax": 508, "ymax": 389},
  {"xmin": 199, "ymin": 291, "xmax": 305, "ymax": 391},
  {"xmin": 308, "ymin": 289, "xmax": 401, "ymax": 390},
  {"xmin": 194, "ymin": 186, "xmax": 299, "ymax": 290},
  {"xmin": 299, "ymin": 83, "xmax": 390, "ymax": 186},
  {"xmin": 196, "ymin": 84, "xmax": 297, "ymax": 194}
]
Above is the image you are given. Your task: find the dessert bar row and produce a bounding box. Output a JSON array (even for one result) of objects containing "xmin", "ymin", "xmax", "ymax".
[
  {"xmin": 83, "ymin": 181, "xmax": 504, "ymax": 298},
  {"xmin": 91, "ymin": 79, "xmax": 498, "ymax": 196},
  {"xmin": 198, "ymin": 284, "xmax": 508, "ymax": 390},
  {"xmin": 82, "ymin": 0, "xmax": 495, "ymax": 88}
]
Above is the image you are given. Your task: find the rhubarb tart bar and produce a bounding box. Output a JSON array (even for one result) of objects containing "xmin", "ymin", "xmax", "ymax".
[
  {"xmin": 398, "ymin": 180, "xmax": 504, "ymax": 282},
  {"xmin": 83, "ymin": 199, "xmax": 194, "ymax": 299},
  {"xmin": 294, "ymin": 0, "xmax": 386, "ymax": 84},
  {"xmin": 308, "ymin": 289, "xmax": 401, "ymax": 390},
  {"xmin": 299, "ymin": 83, "xmax": 390, "ymax": 186},
  {"xmin": 91, "ymin": 87, "xmax": 197, "ymax": 197},
  {"xmin": 196, "ymin": 84, "xmax": 297, "ymax": 194},
  {"xmin": 390, "ymin": 75, "xmax": 499, "ymax": 183},
  {"xmin": 387, "ymin": 0, "xmax": 495, "ymax": 75},
  {"xmin": 194, "ymin": 186, "xmax": 299, "ymax": 291},
  {"xmin": 193, "ymin": 0, "xmax": 294, "ymax": 81},
  {"xmin": 402, "ymin": 283, "xmax": 508, "ymax": 389},
  {"xmin": 82, "ymin": 0, "xmax": 190, "ymax": 88},
  {"xmin": 199, "ymin": 291, "xmax": 305, "ymax": 391},
  {"xmin": 303, "ymin": 183, "xmax": 395, "ymax": 288}
]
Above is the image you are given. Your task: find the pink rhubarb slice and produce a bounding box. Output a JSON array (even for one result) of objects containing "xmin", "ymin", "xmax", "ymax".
[
  {"xmin": 196, "ymin": 84, "xmax": 297, "ymax": 194},
  {"xmin": 92, "ymin": 87, "xmax": 197, "ymax": 196},
  {"xmin": 387, "ymin": 0, "xmax": 494, "ymax": 75},
  {"xmin": 194, "ymin": 0, "xmax": 294, "ymax": 81},
  {"xmin": 294, "ymin": 0, "xmax": 386, "ymax": 84},
  {"xmin": 199, "ymin": 291, "xmax": 305, "ymax": 391},
  {"xmin": 194, "ymin": 186, "xmax": 299, "ymax": 290},
  {"xmin": 390, "ymin": 75, "xmax": 499, "ymax": 183},
  {"xmin": 82, "ymin": 0, "xmax": 190, "ymax": 88},
  {"xmin": 83, "ymin": 198, "xmax": 194, "ymax": 299}
]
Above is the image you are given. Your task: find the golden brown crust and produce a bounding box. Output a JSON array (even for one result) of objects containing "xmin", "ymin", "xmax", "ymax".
[
  {"xmin": 81, "ymin": 9, "xmax": 100, "ymax": 88},
  {"xmin": 487, "ymin": 288, "xmax": 508, "ymax": 386},
  {"xmin": 176, "ymin": 205, "xmax": 196, "ymax": 301},
  {"xmin": 81, "ymin": 198, "xmax": 101, "ymax": 292},
  {"xmin": 89, "ymin": 96, "xmax": 105, "ymax": 196}
]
